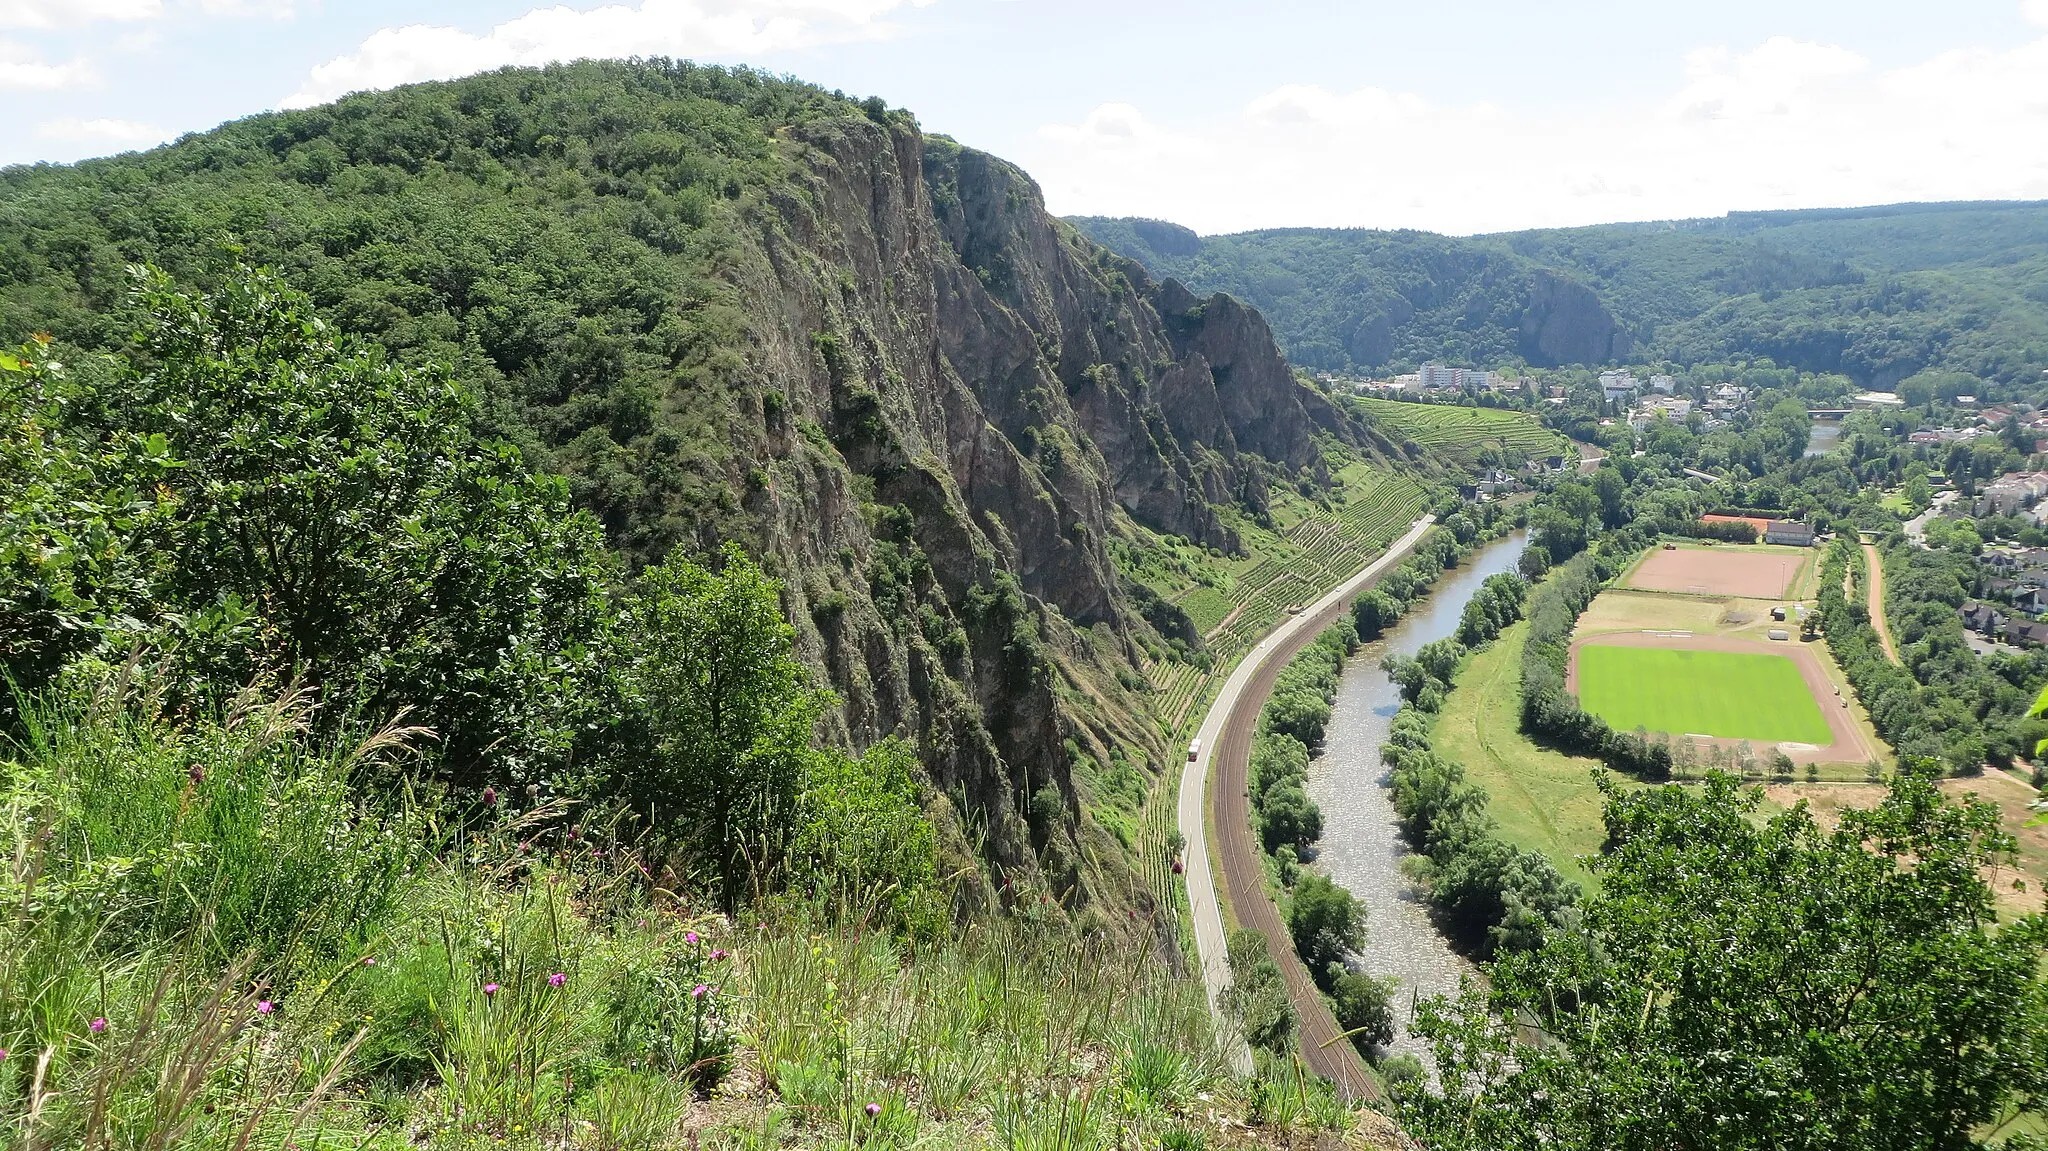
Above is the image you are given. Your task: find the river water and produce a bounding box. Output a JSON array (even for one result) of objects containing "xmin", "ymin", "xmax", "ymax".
[
  {"xmin": 1805, "ymin": 417, "xmax": 1845, "ymax": 458},
  {"xmin": 1304, "ymin": 529, "xmax": 1530, "ymax": 1059}
]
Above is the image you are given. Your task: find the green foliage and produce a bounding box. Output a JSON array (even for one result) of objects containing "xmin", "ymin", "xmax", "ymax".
[
  {"xmin": 1222, "ymin": 928, "xmax": 1294, "ymax": 1055},
  {"xmin": 1284, "ymin": 874, "xmax": 1365, "ymax": 992},
  {"xmin": 1400, "ymin": 771, "xmax": 2048, "ymax": 1149},
  {"xmin": 1329, "ymin": 970, "xmax": 1397, "ymax": 1056},
  {"xmin": 0, "ymin": 61, "xmax": 877, "ymax": 562},
  {"xmin": 2, "ymin": 265, "xmax": 615, "ymax": 786},
  {"xmin": 624, "ymin": 544, "xmax": 821, "ymax": 906},
  {"xmin": 789, "ymin": 737, "xmax": 942, "ymax": 935},
  {"xmin": 1815, "ymin": 537, "xmax": 2048, "ymax": 771}
]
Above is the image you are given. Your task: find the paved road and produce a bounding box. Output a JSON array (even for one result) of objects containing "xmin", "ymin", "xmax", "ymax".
[
  {"xmin": 1178, "ymin": 516, "xmax": 1435, "ymax": 1091},
  {"xmin": 1862, "ymin": 541, "xmax": 1902, "ymax": 665}
]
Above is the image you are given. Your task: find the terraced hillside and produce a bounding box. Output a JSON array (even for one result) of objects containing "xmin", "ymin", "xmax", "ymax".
[
  {"xmin": 1132, "ymin": 465, "xmax": 1431, "ymax": 743},
  {"xmin": 1358, "ymin": 398, "xmax": 1566, "ymax": 465}
]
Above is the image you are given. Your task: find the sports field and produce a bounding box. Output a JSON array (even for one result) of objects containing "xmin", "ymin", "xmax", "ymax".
[
  {"xmin": 1576, "ymin": 645, "xmax": 1835, "ymax": 744},
  {"xmin": 1626, "ymin": 544, "xmax": 1813, "ymax": 599}
]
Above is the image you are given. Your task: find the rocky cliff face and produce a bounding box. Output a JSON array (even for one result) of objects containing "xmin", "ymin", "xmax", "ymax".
[
  {"xmin": 1520, "ymin": 268, "xmax": 1634, "ymax": 367},
  {"xmin": 705, "ymin": 119, "xmax": 1370, "ymax": 917}
]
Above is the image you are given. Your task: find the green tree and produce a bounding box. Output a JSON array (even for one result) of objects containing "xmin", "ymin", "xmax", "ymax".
[
  {"xmin": 1402, "ymin": 771, "xmax": 2048, "ymax": 1150},
  {"xmin": 1223, "ymin": 928, "xmax": 1295, "ymax": 1055},
  {"xmin": 1287, "ymin": 873, "xmax": 1366, "ymax": 991},
  {"xmin": 1331, "ymin": 970, "xmax": 1398, "ymax": 1055},
  {"xmin": 627, "ymin": 544, "xmax": 822, "ymax": 906},
  {"xmin": 10, "ymin": 267, "xmax": 613, "ymax": 781}
]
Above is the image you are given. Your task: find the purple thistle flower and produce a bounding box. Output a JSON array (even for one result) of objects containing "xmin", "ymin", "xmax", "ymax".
[
  {"xmin": 482, "ymin": 983, "xmax": 499, "ymax": 997},
  {"xmin": 0, "ymin": 1048, "xmax": 10, "ymax": 1062},
  {"xmin": 866, "ymin": 1103, "xmax": 882, "ymax": 1118},
  {"xmin": 362, "ymin": 956, "xmax": 377, "ymax": 966},
  {"xmin": 547, "ymin": 972, "xmax": 566, "ymax": 988},
  {"xmin": 482, "ymin": 786, "xmax": 497, "ymax": 806},
  {"xmin": 710, "ymin": 949, "xmax": 729, "ymax": 962},
  {"xmin": 89, "ymin": 1017, "xmax": 107, "ymax": 1034},
  {"xmin": 685, "ymin": 930, "xmax": 698, "ymax": 945},
  {"xmin": 187, "ymin": 763, "xmax": 204, "ymax": 785},
  {"xmin": 690, "ymin": 983, "xmax": 709, "ymax": 1000},
  {"xmin": 256, "ymin": 1000, "xmax": 274, "ymax": 1015}
]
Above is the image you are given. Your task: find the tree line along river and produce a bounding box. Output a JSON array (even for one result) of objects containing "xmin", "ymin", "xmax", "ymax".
[{"xmin": 1305, "ymin": 528, "xmax": 1530, "ymax": 1059}]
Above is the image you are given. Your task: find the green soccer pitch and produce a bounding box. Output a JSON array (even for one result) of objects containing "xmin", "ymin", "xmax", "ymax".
[{"xmin": 1575, "ymin": 646, "xmax": 1834, "ymax": 744}]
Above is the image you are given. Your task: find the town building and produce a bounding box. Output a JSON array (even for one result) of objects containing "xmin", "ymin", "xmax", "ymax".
[
  {"xmin": 1763, "ymin": 520, "xmax": 1816, "ymax": 547},
  {"xmin": 1600, "ymin": 370, "xmax": 1639, "ymax": 403},
  {"xmin": 1852, "ymin": 391, "xmax": 1906, "ymax": 409}
]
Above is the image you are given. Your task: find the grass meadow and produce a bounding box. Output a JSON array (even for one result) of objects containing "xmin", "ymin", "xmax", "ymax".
[
  {"xmin": 1429, "ymin": 625, "xmax": 1620, "ymax": 891},
  {"xmin": 0, "ymin": 678, "xmax": 1377, "ymax": 1151},
  {"xmin": 1576, "ymin": 646, "xmax": 1834, "ymax": 744}
]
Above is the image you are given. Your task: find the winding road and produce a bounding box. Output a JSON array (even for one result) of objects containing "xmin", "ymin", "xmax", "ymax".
[{"xmin": 1178, "ymin": 515, "xmax": 1435, "ymax": 1094}]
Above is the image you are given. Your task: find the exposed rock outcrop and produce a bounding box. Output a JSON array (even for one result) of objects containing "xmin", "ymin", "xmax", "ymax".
[
  {"xmin": 1520, "ymin": 268, "xmax": 1633, "ymax": 367},
  {"xmin": 708, "ymin": 119, "xmax": 1377, "ymax": 916}
]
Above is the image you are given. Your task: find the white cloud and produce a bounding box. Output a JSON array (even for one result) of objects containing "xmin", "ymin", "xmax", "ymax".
[
  {"xmin": 194, "ymin": 0, "xmax": 296, "ymax": 17},
  {"xmin": 2026, "ymin": 0, "xmax": 2048, "ymax": 27},
  {"xmin": 1026, "ymin": 21, "xmax": 2048, "ymax": 235},
  {"xmin": 36, "ymin": 116, "xmax": 169, "ymax": 146},
  {"xmin": 0, "ymin": 0, "xmax": 159, "ymax": 29},
  {"xmin": 283, "ymin": 0, "xmax": 932, "ymax": 109},
  {"xmin": 0, "ymin": 39, "xmax": 93, "ymax": 87}
]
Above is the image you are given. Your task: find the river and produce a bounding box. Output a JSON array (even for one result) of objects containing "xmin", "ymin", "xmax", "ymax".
[
  {"xmin": 1805, "ymin": 416, "xmax": 1845, "ymax": 457},
  {"xmin": 1304, "ymin": 528, "xmax": 1530, "ymax": 1060}
]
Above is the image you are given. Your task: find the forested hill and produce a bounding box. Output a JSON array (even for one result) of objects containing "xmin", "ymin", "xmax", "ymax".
[
  {"xmin": 0, "ymin": 60, "xmax": 1405, "ymax": 917},
  {"xmin": 1072, "ymin": 201, "xmax": 2048, "ymax": 387}
]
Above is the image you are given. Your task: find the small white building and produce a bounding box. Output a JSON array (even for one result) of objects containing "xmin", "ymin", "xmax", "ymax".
[{"xmin": 1649, "ymin": 374, "xmax": 1678, "ymax": 394}]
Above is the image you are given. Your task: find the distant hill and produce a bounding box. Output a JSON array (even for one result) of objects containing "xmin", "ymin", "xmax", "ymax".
[{"xmin": 1071, "ymin": 201, "xmax": 2048, "ymax": 388}]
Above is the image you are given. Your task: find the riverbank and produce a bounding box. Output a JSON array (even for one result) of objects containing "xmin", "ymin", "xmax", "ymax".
[{"xmin": 1305, "ymin": 529, "xmax": 1529, "ymax": 1060}]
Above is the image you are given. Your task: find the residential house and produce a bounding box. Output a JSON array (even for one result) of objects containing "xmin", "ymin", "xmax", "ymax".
[
  {"xmin": 2005, "ymin": 619, "xmax": 2048, "ymax": 647},
  {"xmin": 1649, "ymin": 374, "xmax": 1678, "ymax": 394},
  {"xmin": 1961, "ymin": 600, "xmax": 2006, "ymax": 636}
]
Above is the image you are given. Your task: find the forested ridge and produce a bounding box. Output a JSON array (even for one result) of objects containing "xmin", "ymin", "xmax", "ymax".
[{"xmin": 1073, "ymin": 202, "xmax": 2048, "ymax": 386}]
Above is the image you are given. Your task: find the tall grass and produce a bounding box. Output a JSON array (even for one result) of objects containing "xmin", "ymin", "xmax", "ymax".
[{"xmin": 0, "ymin": 680, "xmax": 1391, "ymax": 1149}]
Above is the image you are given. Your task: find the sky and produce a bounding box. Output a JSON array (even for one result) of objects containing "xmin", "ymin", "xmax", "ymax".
[{"xmin": 5, "ymin": 0, "xmax": 2047, "ymax": 235}]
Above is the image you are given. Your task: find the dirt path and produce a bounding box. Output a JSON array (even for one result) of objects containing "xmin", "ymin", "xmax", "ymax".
[
  {"xmin": 1181, "ymin": 516, "xmax": 1433, "ymax": 1100},
  {"xmin": 1863, "ymin": 542, "xmax": 1902, "ymax": 665},
  {"xmin": 1568, "ymin": 631, "xmax": 1879, "ymax": 766}
]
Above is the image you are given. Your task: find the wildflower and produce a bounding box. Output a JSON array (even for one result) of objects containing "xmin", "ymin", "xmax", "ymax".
[
  {"xmin": 685, "ymin": 930, "xmax": 699, "ymax": 945},
  {"xmin": 256, "ymin": 1000, "xmax": 275, "ymax": 1015},
  {"xmin": 691, "ymin": 984, "xmax": 709, "ymax": 1000},
  {"xmin": 188, "ymin": 762, "xmax": 205, "ymax": 785},
  {"xmin": 89, "ymin": 1017, "xmax": 107, "ymax": 1033},
  {"xmin": 518, "ymin": 841, "xmax": 531, "ymax": 853},
  {"xmin": 363, "ymin": 957, "xmax": 377, "ymax": 966},
  {"xmin": 482, "ymin": 786, "xmax": 497, "ymax": 806},
  {"xmin": 866, "ymin": 1103, "xmax": 882, "ymax": 1118},
  {"xmin": 710, "ymin": 949, "xmax": 729, "ymax": 962},
  {"xmin": 0, "ymin": 1048, "xmax": 9, "ymax": 1061},
  {"xmin": 547, "ymin": 972, "xmax": 566, "ymax": 988},
  {"xmin": 483, "ymin": 983, "xmax": 500, "ymax": 998}
]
